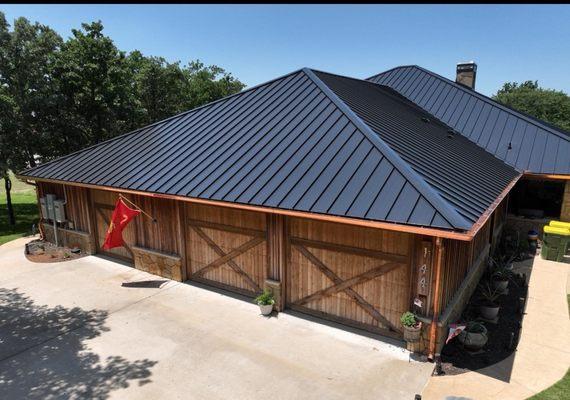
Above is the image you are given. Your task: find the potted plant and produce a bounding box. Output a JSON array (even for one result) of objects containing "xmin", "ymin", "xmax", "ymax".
[
  {"xmin": 254, "ymin": 289, "xmax": 275, "ymax": 316},
  {"xmin": 401, "ymin": 311, "xmax": 422, "ymax": 342},
  {"xmin": 457, "ymin": 321, "xmax": 488, "ymax": 351},
  {"xmin": 492, "ymin": 267, "xmax": 511, "ymax": 291},
  {"xmin": 478, "ymin": 283, "xmax": 501, "ymax": 320}
]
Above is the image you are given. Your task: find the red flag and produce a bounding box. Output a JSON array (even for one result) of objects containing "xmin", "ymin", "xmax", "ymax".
[{"xmin": 102, "ymin": 198, "xmax": 141, "ymax": 250}]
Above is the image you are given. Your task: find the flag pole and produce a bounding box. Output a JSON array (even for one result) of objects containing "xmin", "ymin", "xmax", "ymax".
[{"xmin": 119, "ymin": 194, "xmax": 157, "ymax": 223}]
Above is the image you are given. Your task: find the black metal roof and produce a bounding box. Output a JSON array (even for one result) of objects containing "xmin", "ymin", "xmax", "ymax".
[
  {"xmin": 367, "ymin": 65, "xmax": 570, "ymax": 175},
  {"xmin": 21, "ymin": 67, "xmax": 523, "ymax": 232},
  {"xmin": 314, "ymin": 70, "xmax": 519, "ymax": 226}
]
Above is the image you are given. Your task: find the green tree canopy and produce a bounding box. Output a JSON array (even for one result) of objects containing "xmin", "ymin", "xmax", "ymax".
[
  {"xmin": 0, "ymin": 13, "xmax": 63, "ymax": 171},
  {"xmin": 48, "ymin": 21, "xmax": 138, "ymax": 156},
  {"xmin": 492, "ymin": 80, "xmax": 570, "ymax": 132},
  {"xmin": 0, "ymin": 12, "xmax": 245, "ymax": 226}
]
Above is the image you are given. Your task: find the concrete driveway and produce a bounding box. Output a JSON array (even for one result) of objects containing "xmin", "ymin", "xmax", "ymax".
[{"xmin": 0, "ymin": 237, "xmax": 433, "ymax": 400}]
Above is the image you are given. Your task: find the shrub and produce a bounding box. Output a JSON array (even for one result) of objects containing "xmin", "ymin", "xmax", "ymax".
[
  {"xmin": 465, "ymin": 321, "xmax": 487, "ymax": 334},
  {"xmin": 479, "ymin": 282, "xmax": 502, "ymax": 306},
  {"xmin": 254, "ymin": 289, "xmax": 275, "ymax": 306},
  {"xmin": 400, "ymin": 311, "xmax": 417, "ymax": 328}
]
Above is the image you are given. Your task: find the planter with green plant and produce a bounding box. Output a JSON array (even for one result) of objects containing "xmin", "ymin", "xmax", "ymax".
[
  {"xmin": 457, "ymin": 321, "xmax": 488, "ymax": 351},
  {"xmin": 400, "ymin": 311, "xmax": 422, "ymax": 342},
  {"xmin": 492, "ymin": 266, "xmax": 512, "ymax": 291},
  {"xmin": 254, "ymin": 289, "xmax": 275, "ymax": 316},
  {"xmin": 478, "ymin": 283, "xmax": 502, "ymax": 320},
  {"xmin": 490, "ymin": 253, "xmax": 515, "ymax": 289}
]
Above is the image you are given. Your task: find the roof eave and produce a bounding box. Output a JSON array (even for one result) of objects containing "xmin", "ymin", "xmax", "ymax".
[{"xmin": 17, "ymin": 174, "xmax": 476, "ymax": 241}]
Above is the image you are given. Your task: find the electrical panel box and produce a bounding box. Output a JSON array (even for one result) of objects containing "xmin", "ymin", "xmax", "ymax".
[
  {"xmin": 53, "ymin": 199, "xmax": 66, "ymax": 223},
  {"xmin": 39, "ymin": 197, "xmax": 48, "ymax": 220},
  {"xmin": 45, "ymin": 194, "xmax": 56, "ymax": 221}
]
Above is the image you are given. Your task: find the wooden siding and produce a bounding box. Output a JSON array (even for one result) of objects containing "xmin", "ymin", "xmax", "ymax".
[
  {"xmin": 130, "ymin": 194, "xmax": 181, "ymax": 255},
  {"xmin": 91, "ymin": 189, "xmax": 136, "ymax": 260},
  {"xmin": 287, "ymin": 217, "xmax": 412, "ymax": 336},
  {"xmin": 438, "ymin": 218, "xmax": 492, "ymax": 312},
  {"xmin": 37, "ymin": 182, "xmax": 90, "ymax": 232},
  {"xmin": 185, "ymin": 203, "xmax": 268, "ymax": 295}
]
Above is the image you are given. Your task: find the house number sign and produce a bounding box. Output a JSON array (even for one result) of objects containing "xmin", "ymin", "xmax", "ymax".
[{"xmin": 417, "ymin": 244, "xmax": 431, "ymax": 297}]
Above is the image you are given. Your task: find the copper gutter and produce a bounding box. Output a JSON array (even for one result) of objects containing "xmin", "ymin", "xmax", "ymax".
[
  {"xmin": 523, "ymin": 172, "xmax": 570, "ymax": 181},
  {"xmin": 18, "ymin": 172, "xmax": 523, "ymax": 242},
  {"xmin": 17, "ymin": 175, "xmax": 475, "ymax": 241}
]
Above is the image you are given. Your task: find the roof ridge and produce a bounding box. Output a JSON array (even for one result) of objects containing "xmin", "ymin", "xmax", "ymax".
[
  {"xmin": 375, "ymin": 65, "xmax": 570, "ymax": 141},
  {"xmin": 365, "ymin": 65, "xmax": 418, "ymax": 81},
  {"xmin": 303, "ymin": 68, "xmax": 472, "ymax": 231}
]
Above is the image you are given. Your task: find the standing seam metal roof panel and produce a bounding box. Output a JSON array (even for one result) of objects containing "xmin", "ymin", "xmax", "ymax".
[
  {"xmin": 21, "ymin": 68, "xmax": 466, "ymax": 231},
  {"xmin": 367, "ymin": 65, "xmax": 570, "ymax": 174},
  {"xmin": 314, "ymin": 70, "xmax": 519, "ymax": 225}
]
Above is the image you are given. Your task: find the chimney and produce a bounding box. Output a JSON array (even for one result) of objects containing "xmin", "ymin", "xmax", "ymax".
[{"xmin": 456, "ymin": 61, "xmax": 477, "ymax": 90}]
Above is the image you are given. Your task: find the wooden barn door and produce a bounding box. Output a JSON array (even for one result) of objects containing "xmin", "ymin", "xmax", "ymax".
[
  {"xmin": 185, "ymin": 204, "xmax": 267, "ymax": 296},
  {"xmin": 91, "ymin": 189, "xmax": 136, "ymax": 261},
  {"xmin": 286, "ymin": 218, "xmax": 412, "ymax": 338}
]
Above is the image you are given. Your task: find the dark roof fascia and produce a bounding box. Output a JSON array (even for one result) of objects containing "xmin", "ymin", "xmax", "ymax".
[
  {"xmin": 303, "ymin": 67, "xmax": 472, "ymax": 231},
  {"xmin": 367, "ymin": 65, "xmax": 570, "ymax": 142}
]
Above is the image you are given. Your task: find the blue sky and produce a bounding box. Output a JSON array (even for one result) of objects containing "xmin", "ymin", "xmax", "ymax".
[{"xmin": 2, "ymin": 4, "xmax": 570, "ymax": 96}]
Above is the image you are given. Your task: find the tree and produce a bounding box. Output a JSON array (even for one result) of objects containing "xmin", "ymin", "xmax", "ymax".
[
  {"xmin": 183, "ymin": 60, "xmax": 245, "ymax": 110},
  {"xmin": 47, "ymin": 21, "xmax": 137, "ymax": 157},
  {"xmin": 493, "ymin": 80, "xmax": 570, "ymax": 132},
  {"xmin": 126, "ymin": 52, "xmax": 186, "ymax": 126},
  {"xmin": 0, "ymin": 12, "xmax": 62, "ymax": 225}
]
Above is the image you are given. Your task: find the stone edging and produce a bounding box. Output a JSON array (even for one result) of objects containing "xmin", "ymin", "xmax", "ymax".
[{"xmin": 131, "ymin": 245, "xmax": 181, "ymax": 261}]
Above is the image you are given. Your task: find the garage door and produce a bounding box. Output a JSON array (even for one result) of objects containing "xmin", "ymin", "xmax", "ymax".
[
  {"xmin": 185, "ymin": 204, "xmax": 268, "ymax": 296},
  {"xmin": 286, "ymin": 218, "xmax": 411, "ymax": 338}
]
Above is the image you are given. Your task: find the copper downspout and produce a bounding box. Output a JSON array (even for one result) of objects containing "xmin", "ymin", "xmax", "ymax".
[{"xmin": 428, "ymin": 237, "xmax": 444, "ymax": 361}]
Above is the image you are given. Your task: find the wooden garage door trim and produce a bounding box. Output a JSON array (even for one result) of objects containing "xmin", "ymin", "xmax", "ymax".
[
  {"xmin": 187, "ymin": 218, "xmax": 266, "ymax": 295},
  {"xmin": 288, "ymin": 236, "xmax": 406, "ymax": 337}
]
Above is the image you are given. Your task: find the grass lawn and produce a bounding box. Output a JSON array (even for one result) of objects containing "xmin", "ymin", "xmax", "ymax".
[
  {"xmin": 0, "ymin": 172, "xmax": 39, "ymax": 245},
  {"xmin": 528, "ymin": 295, "xmax": 570, "ymax": 399}
]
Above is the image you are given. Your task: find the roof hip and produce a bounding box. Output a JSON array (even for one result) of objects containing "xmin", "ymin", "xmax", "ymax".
[{"xmin": 302, "ymin": 68, "xmax": 472, "ymax": 231}]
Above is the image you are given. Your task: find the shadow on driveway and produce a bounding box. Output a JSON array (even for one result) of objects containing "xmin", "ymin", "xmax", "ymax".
[{"xmin": 0, "ymin": 288, "xmax": 157, "ymax": 399}]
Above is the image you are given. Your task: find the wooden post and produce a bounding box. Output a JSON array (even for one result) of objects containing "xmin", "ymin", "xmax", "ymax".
[
  {"xmin": 266, "ymin": 214, "xmax": 286, "ymax": 310},
  {"xmin": 428, "ymin": 237, "xmax": 445, "ymax": 361},
  {"xmin": 86, "ymin": 188, "xmax": 99, "ymax": 253},
  {"xmin": 176, "ymin": 201, "xmax": 188, "ymax": 281}
]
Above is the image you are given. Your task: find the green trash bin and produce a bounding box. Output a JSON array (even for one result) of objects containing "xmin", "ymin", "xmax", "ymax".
[{"xmin": 542, "ymin": 226, "xmax": 570, "ymax": 262}]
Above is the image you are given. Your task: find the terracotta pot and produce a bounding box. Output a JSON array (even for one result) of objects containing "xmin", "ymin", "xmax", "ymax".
[
  {"xmin": 259, "ymin": 303, "xmax": 274, "ymax": 316},
  {"xmin": 403, "ymin": 323, "xmax": 422, "ymax": 342},
  {"xmin": 480, "ymin": 304, "xmax": 500, "ymax": 320},
  {"xmin": 457, "ymin": 325, "xmax": 488, "ymax": 351},
  {"xmin": 492, "ymin": 278, "xmax": 509, "ymax": 291}
]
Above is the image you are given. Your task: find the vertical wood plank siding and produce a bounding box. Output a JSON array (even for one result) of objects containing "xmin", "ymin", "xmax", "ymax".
[
  {"xmin": 287, "ymin": 217, "xmax": 412, "ymax": 334},
  {"xmin": 38, "ymin": 182, "xmax": 90, "ymax": 232},
  {"xmin": 91, "ymin": 189, "xmax": 137, "ymax": 260},
  {"xmin": 437, "ymin": 218, "xmax": 491, "ymax": 312},
  {"xmin": 267, "ymin": 214, "xmax": 286, "ymax": 281},
  {"xmin": 493, "ymin": 197, "xmax": 508, "ymax": 232},
  {"xmin": 130, "ymin": 194, "xmax": 181, "ymax": 255}
]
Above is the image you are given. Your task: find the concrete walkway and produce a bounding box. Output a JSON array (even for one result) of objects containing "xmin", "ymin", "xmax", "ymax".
[
  {"xmin": 422, "ymin": 255, "xmax": 570, "ymax": 400},
  {"xmin": 0, "ymin": 237, "xmax": 433, "ymax": 400}
]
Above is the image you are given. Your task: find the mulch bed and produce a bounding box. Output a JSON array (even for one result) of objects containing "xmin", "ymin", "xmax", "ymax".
[
  {"xmin": 437, "ymin": 261, "xmax": 529, "ymax": 376},
  {"xmin": 25, "ymin": 239, "xmax": 86, "ymax": 263}
]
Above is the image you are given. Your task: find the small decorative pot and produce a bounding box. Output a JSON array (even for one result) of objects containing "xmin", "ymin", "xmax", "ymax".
[
  {"xmin": 259, "ymin": 303, "xmax": 274, "ymax": 316},
  {"xmin": 492, "ymin": 278, "xmax": 509, "ymax": 291},
  {"xmin": 457, "ymin": 326, "xmax": 488, "ymax": 351},
  {"xmin": 480, "ymin": 304, "xmax": 500, "ymax": 320},
  {"xmin": 403, "ymin": 323, "xmax": 422, "ymax": 342},
  {"xmin": 527, "ymin": 230, "xmax": 539, "ymax": 241}
]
